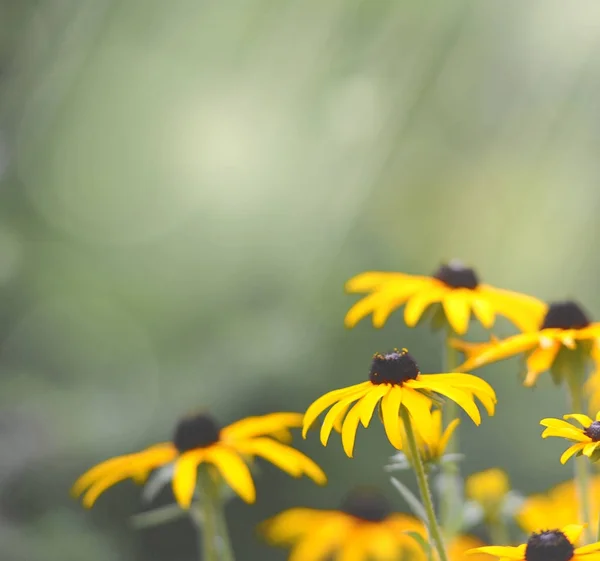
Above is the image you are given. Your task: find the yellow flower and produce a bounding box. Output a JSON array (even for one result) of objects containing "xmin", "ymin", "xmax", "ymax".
[
  {"xmin": 541, "ymin": 413, "xmax": 600, "ymax": 464},
  {"xmin": 345, "ymin": 260, "xmax": 545, "ymax": 334},
  {"xmin": 260, "ymin": 488, "xmax": 427, "ymax": 561},
  {"xmin": 302, "ymin": 348, "xmax": 496, "ymax": 457},
  {"xmin": 456, "ymin": 301, "xmax": 600, "ymax": 387},
  {"xmin": 399, "ymin": 409, "xmax": 461, "ymax": 465},
  {"xmin": 468, "ymin": 525, "xmax": 600, "ymax": 561},
  {"xmin": 450, "ymin": 535, "xmax": 490, "ymax": 561},
  {"xmin": 466, "ymin": 468, "xmax": 510, "ymax": 508},
  {"xmin": 72, "ymin": 412, "xmax": 326, "ymax": 509},
  {"xmin": 517, "ymin": 477, "xmax": 600, "ymax": 533}
]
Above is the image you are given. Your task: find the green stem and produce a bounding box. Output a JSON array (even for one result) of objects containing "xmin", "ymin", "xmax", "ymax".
[
  {"xmin": 487, "ymin": 514, "xmax": 510, "ymax": 546},
  {"xmin": 569, "ymin": 380, "xmax": 593, "ymax": 545},
  {"xmin": 196, "ymin": 468, "xmax": 219, "ymax": 561},
  {"xmin": 214, "ymin": 487, "xmax": 235, "ymax": 561},
  {"xmin": 440, "ymin": 332, "xmax": 461, "ymax": 539},
  {"xmin": 401, "ymin": 407, "xmax": 449, "ymax": 561}
]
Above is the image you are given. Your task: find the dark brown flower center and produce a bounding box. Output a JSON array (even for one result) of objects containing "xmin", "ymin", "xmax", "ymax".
[
  {"xmin": 433, "ymin": 261, "xmax": 479, "ymax": 289},
  {"xmin": 540, "ymin": 301, "xmax": 590, "ymax": 330},
  {"xmin": 585, "ymin": 421, "xmax": 600, "ymax": 441},
  {"xmin": 173, "ymin": 413, "xmax": 221, "ymax": 452},
  {"xmin": 525, "ymin": 530, "xmax": 574, "ymax": 561},
  {"xmin": 369, "ymin": 348, "xmax": 420, "ymax": 385},
  {"xmin": 340, "ymin": 488, "xmax": 391, "ymax": 522}
]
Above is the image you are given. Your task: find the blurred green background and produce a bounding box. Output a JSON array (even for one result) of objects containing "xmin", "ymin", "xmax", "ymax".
[{"xmin": 2, "ymin": 1, "xmax": 600, "ymax": 559}]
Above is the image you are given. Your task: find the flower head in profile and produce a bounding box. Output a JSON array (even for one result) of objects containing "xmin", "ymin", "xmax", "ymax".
[
  {"xmin": 541, "ymin": 413, "xmax": 600, "ymax": 463},
  {"xmin": 345, "ymin": 260, "xmax": 545, "ymax": 334},
  {"xmin": 468, "ymin": 525, "xmax": 600, "ymax": 561},
  {"xmin": 517, "ymin": 477, "xmax": 600, "ymax": 533},
  {"xmin": 302, "ymin": 348, "xmax": 496, "ymax": 457},
  {"xmin": 260, "ymin": 487, "xmax": 426, "ymax": 561},
  {"xmin": 456, "ymin": 301, "xmax": 600, "ymax": 387},
  {"xmin": 388, "ymin": 409, "xmax": 461, "ymax": 469},
  {"xmin": 465, "ymin": 468, "xmax": 510, "ymax": 522},
  {"xmin": 72, "ymin": 412, "xmax": 326, "ymax": 509}
]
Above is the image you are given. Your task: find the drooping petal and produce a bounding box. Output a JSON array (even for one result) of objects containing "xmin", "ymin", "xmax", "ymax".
[
  {"xmin": 401, "ymin": 388, "xmax": 435, "ymax": 445},
  {"xmin": 345, "ymin": 272, "xmax": 418, "ymax": 293},
  {"xmin": 172, "ymin": 450, "xmax": 204, "ymax": 508},
  {"xmin": 345, "ymin": 292, "xmax": 391, "ymax": 328},
  {"xmin": 541, "ymin": 418, "xmax": 585, "ymax": 431},
  {"xmin": 438, "ymin": 418, "xmax": 461, "ymax": 456},
  {"xmin": 358, "ymin": 384, "xmax": 390, "ymax": 428},
  {"xmin": 524, "ymin": 343, "xmax": 560, "ymax": 386},
  {"xmin": 480, "ymin": 285, "xmax": 547, "ymax": 333},
  {"xmin": 471, "ymin": 296, "xmax": 496, "ymax": 329},
  {"xmin": 261, "ymin": 508, "xmax": 324, "ymax": 543},
  {"xmin": 541, "ymin": 427, "xmax": 588, "ymax": 442},
  {"xmin": 458, "ymin": 333, "xmax": 542, "ymax": 372},
  {"xmin": 303, "ymin": 382, "xmax": 371, "ymax": 437},
  {"xmin": 205, "ymin": 446, "xmax": 256, "ymax": 503},
  {"xmin": 82, "ymin": 469, "xmax": 137, "ymax": 508},
  {"xmin": 564, "ymin": 414, "xmax": 594, "ymax": 428},
  {"xmin": 561, "ymin": 443, "xmax": 586, "ymax": 464},
  {"xmin": 342, "ymin": 399, "xmax": 367, "ymax": 457},
  {"xmin": 222, "ymin": 413, "xmax": 303, "ymax": 441},
  {"xmin": 320, "ymin": 390, "xmax": 367, "ymax": 446},
  {"xmin": 410, "ymin": 380, "xmax": 482, "ymax": 425},
  {"xmin": 468, "ymin": 545, "xmax": 526, "ymax": 559},
  {"xmin": 381, "ymin": 386, "xmax": 404, "ymax": 449},
  {"xmin": 288, "ymin": 514, "xmax": 354, "ymax": 561},
  {"xmin": 404, "ymin": 284, "xmax": 447, "ymax": 327},
  {"xmin": 442, "ymin": 291, "xmax": 472, "ymax": 335},
  {"xmin": 583, "ymin": 442, "xmax": 600, "ymax": 457}
]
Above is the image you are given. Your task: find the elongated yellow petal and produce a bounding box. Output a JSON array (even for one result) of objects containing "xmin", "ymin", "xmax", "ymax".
[
  {"xmin": 261, "ymin": 508, "xmax": 324, "ymax": 543},
  {"xmin": 404, "ymin": 284, "xmax": 447, "ymax": 327},
  {"xmin": 480, "ymin": 285, "xmax": 547, "ymax": 333},
  {"xmin": 459, "ymin": 333, "xmax": 541, "ymax": 372},
  {"xmin": 172, "ymin": 450, "xmax": 204, "ymax": 508},
  {"xmin": 222, "ymin": 413, "xmax": 303, "ymax": 441},
  {"xmin": 381, "ymin": 386, "xmax": 404, "ymax": 449},
  {"xmin": 359, "ymin": 384, "xmax": 390, "ymax": 427},
  {"xmin": 583, "ymin": 442, "xmax": 600, "ymax": 457},
  {"xmin": 345, "ymin": 292, "xmax": 390, "ymax": 328},
  {"xmin": 205, "ymin": 446, "xmax": 256, "ymax": 503},
  {"xmin": 410, "ymin": 380, "xmax": 482, "ymax": 425},
  {"xmin": 342, "ymin": 399, "xmax": 367, "ymax": 457},
  {"xmin": 564, "ymin": 414, "xmax": 594, "ymax": 428},
  {"xmin": 541, "ymin": 418, "xmax": 583, "ymax": 431},
  {"xmin": 333, "ymin": 402, "xmax": 352, "ymax": 434},
  {"xmin": 442, "ymin": 291, "xmax": 472, "ymax": 335},
  {"xmin": 541, "ymin": 427, "xmax": 588, "ymax": 441},
  {"xmin": 468, "ymin": 545, "xmax": 526, "ymax": 559},
  {"xmin": 72, "ymin": 455, "xmax": 136, "ymax": 497},
  {"xmin": 362, "ymin": 525, "xmax": 398, "ymax": 561},
  {"xmin": 302, "ymin": 382, "xmax": 371, "ymax": 437},
  {"xmin": 574, "ymin": 323, "xmax": 600, "ymax": 340},
  {"xmin": 562, "ymin": 524, "xmax": 585, "ymax": 545},
  {"xmin": 524, "ymin": 343, "xmax": 560, "ymax": 386},
  {"xmin": 561, "ymin": 443, "xmax": 586, "ymax": 464},
  {"xmin": 81, "ymin": 469, "xmax": 134, "ymax": 508},
  {"xmin": 401, "ymin": 388, "xmax": 434, "ymax": 445},
  {"xmin": 288, "ymin": 515, "xmax": 354, "ymax": 561},
  {"xmin": 471, "ymin": 296, "xmax": 496, "ymax": 329},
  {"xmin": 320, "ymin": 391, "xmax": 366, "ymax": 446},
  {"xmin": 575, "ymin": 543, "xmax": 600, "ymax": 554},
  {"xmin": 438, "ymin": 418, "xmax": 461, "ymax": 456},
  {"xmin": 345, "ymin": 272, "xmax": 418, "ymax": 293}
]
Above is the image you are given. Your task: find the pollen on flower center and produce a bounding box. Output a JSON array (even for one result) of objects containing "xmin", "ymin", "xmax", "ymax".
[
  {"xmin": 541, "ymin": 301, "xmax": 590, "ymax": 330},
  {"xmin": 585, "ymin": 421, "xmax": 600, "ymax": 441},
  {"xmin": 524, "ymin": 530, "xmax": 574, "ymax": 561},
  {"xmin": 369, "ymin": 348, "xmax": 420, "ymax": 385},
  {"xmin": 433, "ymin": 260, "xmax": 479, "ymax": 289},
  {"xmin": 340, "ymin": 488, "xmax": 391, "ymax": 522},
  {"xmin": 173, "ymin": 413, "xmax": 221, "ymax": 452}
]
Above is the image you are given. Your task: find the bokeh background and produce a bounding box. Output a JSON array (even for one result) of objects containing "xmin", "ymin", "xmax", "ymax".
[{"xmin": 2, "ymin": 1, "xmax": 600, "ymax": 559}]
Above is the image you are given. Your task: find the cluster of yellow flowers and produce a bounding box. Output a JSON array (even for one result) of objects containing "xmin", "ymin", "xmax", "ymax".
[{"xmin": 72, "ymin": 260, "xmax": 600, "ymax": 561}]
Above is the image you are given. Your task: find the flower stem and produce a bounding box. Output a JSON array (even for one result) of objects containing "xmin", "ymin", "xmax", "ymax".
[
  {"xmin": 487, "ymin": 515, "xmax": 510, "ymax": 546},
  {"xmin": 400, "ymin": 406, "xmax": 449, "ymax": 561},
  {"xmin": 195, "ymin": 468, "xmax": 236, "ymax": 561},
  {"xmin": 569, "ymin": 379, "xmax": 593, "ymax": 544},
  {"xmin": 440, "ymin": 332, "xmax": 461, "ymax": 539}
]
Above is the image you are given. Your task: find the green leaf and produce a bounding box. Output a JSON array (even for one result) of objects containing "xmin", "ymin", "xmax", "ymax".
[
  {"xmin": 390, "ymin": 477, "xmax": 428, "ymax": 524},
  {"xmin": 404, "ymin": 530, "xmax": 432, "ymax": 560},
  {"xmin": 130, "ymin": 503, "xmax": 189, "ymax": 529}
]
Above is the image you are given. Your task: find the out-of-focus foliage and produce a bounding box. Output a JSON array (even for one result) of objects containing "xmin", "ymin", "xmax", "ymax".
[{"xmin": 2, "ymin": 1, "xmax": 600, "ymax": 559}]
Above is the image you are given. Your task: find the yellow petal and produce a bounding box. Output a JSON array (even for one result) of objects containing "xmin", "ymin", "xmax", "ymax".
[
  {"xmin": 345, "ymin": 272, "xmax": 416, "ymax": 293},
  {"xmin": 261, "ymin": 508, "xmax": 323, "ymax": 543},
  {"xmin": 362, "ymin": 524, "xmax": 399, "ymax": 561},
  {"xmin": 404, "ymin": 284, "xmax": 447, "ymax": 327},
  {"xmin": 541, "ymin": 418, "xmax": 582, "ymax": 430},
  {"xmin": 342, "ymin": 399, "xmax": 367, "ymax": 458},
  {"xmin": 412, "ymin": 380, "xmax": 482, "ymax": 425},
  {"xmin": 459, "ymin": 333, "xmax": 541, "ymax": 372},
  {"xmin": 345, "ymin": 292, "xmax": 390, "ymax": 328},
  {"xmin": 320, "ymin": 390, "xmax": 366, "ymax": 446},
  {"xmin": 563, "ymin": 524, "xmax": 586, "ymax": 545},
  {"xmin": 468, "ymin": 545, "xmax": 526, "ymax": 559},
  {"xmin": 333, "ymin": 403, "xmax": 352, "ymax": 434},
  {"xmin": 358, "ymin": 384, "xmax": 390, "ymax": 428},
  {"xmin": 575, "ymin": 543, "xmax": 600, "ymax": 555},
  {"xmin": 564, "ymin": 414, "xmax": 593, "ymax": 428},
  {"xmin": 442, "ymin": 291, "xmax": 472, "ymax": 335},
  {"xmin": 302, "ymin": 382, "xmax": 371, "ymax": 438},
  {"xmin": 172, "ymin": 450, "xmax": 204, "ymax": 508},
  {"xmin": 205, "ymin": 446, "xmax": 256, "ymax": 503},
  {"xmin": 471, "ymin": 296, "xmax": 496, "ymax": 329},
  {"xmin": 541, "ymin": 427, "xmax": 588, "ymax": 441},
  {"xmin": 288, "ymin": 514, "xmax": 353, "ymax": 561},
  {"xmin": 480, "ymin": 285, "xmax": 547, "ymax": 333},
  {"xmin": 561, "ymin": 443, "xmax": 585, "ymax": 464},
  {"xmin": 401, "ymin": 389, "xmax": 435, "ymax": 446},
  {"xmin": 222, "ymin": 413, "xmax": 303, "ymax": 441},
  {"xmin": 524, "ymin": 343, "xmax": 560, "ymax": 386},
  {"xmin": 381, "ymin": 386, "xmax": 404, "ymax": 449},
  {"xmin": 337, "ymin": 534, "xmax": 366, "ymax": 561},
  {"xmin": 72, "ymin": 455, "xmax": 135, "ymax": 498},
  {"xmin": 234, "ymin": 437, "xmax": 326, "ymax": 485},
  {"xmin": 439, "ymin": 418, "xmax": 461, "ymax": 456},
  {"xmin": 583, "ymin": 442, "xmax": 600, "ymax": 457}
]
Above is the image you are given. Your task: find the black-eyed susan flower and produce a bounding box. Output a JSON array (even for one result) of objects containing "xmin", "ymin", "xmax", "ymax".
[
  {"xmin": 345, "ymin": 260, "xmax": 546, "ymax": 334},
  {"xmin": 72, "ymin": 412, "xmax": 326, "ymax": 509},
  {"xmin": 465, "ymin": 469, "xmax": 509, "ymax": 516},
  {"xmin": 388, "ymin": 409, "xmax": 461, "ymax": 469},
  {"xmin": 517, "ymin": 477, "xmax": 600, "ymax": 533},
  {"xmin": 302, "ymin": 348, "xmax": 496, "ymax": 457},
  {"xmin": 540, "ymin": 413, "xmax": 600, "ymax": 464},
  {"xmin": 468, "ymin": 525, "xmax": 600, "ymax": 561},
  {"xmin": 261, "ymin": 487, "xmax": 427, "ymax": 561},
  {"xmin": 456, "ymin": 301, "xmax": 600, "ymax": 387}
]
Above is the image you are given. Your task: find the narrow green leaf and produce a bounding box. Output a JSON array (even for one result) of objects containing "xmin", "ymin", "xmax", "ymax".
[
  {"xmin": 390, "ymin": 477, "xmax": 428, "ymax": 524},
  {"xmin": 130, "ymin": 503, "xmax": 189, "ymax": 529},
  {"xmin": 404, "ymin": 530, "xmax": 432, "ymax": 559}
]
